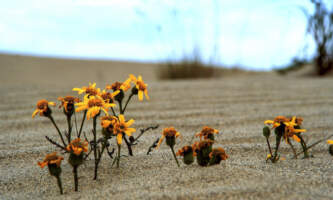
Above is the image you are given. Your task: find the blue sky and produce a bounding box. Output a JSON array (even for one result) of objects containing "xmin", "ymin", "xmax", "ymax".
[{"xmin": 0, "ymin": 0, "xmax": 325, "ymax": 70}]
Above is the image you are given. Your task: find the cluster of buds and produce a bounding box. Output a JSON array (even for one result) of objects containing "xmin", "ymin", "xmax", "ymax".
[{"xmin": 156, "ymin": 126, "xmax": 228, "ymax": 167}]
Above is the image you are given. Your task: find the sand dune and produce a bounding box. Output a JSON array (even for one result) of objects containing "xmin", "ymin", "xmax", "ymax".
[{"xmin": 1, "ymin": 54, "xmax": 333, "ymax": 199}]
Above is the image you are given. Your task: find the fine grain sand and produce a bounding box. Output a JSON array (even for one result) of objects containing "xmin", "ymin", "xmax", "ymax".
[{"xmin": 1, "ymin": 54, "xmax": 333, "ymax": 199}]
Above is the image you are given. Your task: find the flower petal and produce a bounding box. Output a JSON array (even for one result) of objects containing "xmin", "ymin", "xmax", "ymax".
[
  {"xmin": 138, "ymin": 91, "xmax": 143, "ymax": 101},
  {"xmin": 32, "ymin": 109, "xmax": 39, "ymax": 118},
  {"xmin": 117, "ymin": 133, "xmax": 123, "ymax": 145}
]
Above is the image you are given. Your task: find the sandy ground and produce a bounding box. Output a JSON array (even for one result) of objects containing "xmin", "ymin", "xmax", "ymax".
[{"xmin": 1, "ymin": 54, "xmax": 333, "ymax": 199}]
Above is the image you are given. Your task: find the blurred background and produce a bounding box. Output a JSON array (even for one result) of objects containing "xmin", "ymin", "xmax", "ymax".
[{"xmin": 0, "ymin": 0, "xmax": 332, "ymax": 84}]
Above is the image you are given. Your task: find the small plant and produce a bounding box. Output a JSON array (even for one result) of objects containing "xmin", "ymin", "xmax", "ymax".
[
  {"xmin": 264, "ymin": 116, "xmax": 308, "ymax": 163},
  {"xmin": 37, "ymin": 152, "xmax": 64, "ymax": 194},
  {"xmin": 33, "ymin": 74, "xmax": 158, "ymax": 193},
  {"xmin": 155, "ymin": 126, "xmax": 228, "ymax": 167}
]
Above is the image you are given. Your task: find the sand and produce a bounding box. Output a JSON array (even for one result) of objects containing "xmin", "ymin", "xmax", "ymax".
[{"xmin": 1, "ymin": 53, "xmax": 333, "ymax": 199}]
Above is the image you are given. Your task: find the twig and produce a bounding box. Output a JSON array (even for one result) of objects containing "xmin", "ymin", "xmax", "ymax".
[
  {"xmin": 45, "ymin": 136, "xmax": 66, "ymax": 151},
  {"xmin": 147, "ymin": 137, "xmax": 160, "ymax": 155},
  {"xmin": 296, "ymin": 133, "xmax": 333, "ymax": 156},
  {"xmin": 131, "ymin": 125, "xmax": 159, "ymax": 145}
]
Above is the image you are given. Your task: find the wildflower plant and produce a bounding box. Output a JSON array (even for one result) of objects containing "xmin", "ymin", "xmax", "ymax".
[
  {"xmin": 37, "ymin": 152, "xmax": 64, "ymax": 194},
  {"xmin": 33, "ymin": 74, "xmax": 158, "ymax": 193},
  {"xmin": 155, "ymin": 126, "xmax": 228, "ymax": 167},
  {"xmin": 264, "ymin": 116, "xmax": 310, "ymax": 163}
]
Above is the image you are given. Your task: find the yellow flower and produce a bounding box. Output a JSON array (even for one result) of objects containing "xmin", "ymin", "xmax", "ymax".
[
  {"xmin": 99, "ymin": 89, "xmax": 120, "ymax": 103},
  {"xmin": 73, "ymin": 82, "xmax": 101, "ymax": 96},
  {"xmin": 129, "ymin": 74, "xmax": 149, "ymax": 101},
  {"xmin": 75, "ymin": 95, "xmax": 115, "ymax": 120},
  {"xmin": 156, "ymin": 127, "xmax": 181, "ymax": 148},
  {"xmin": 66, "ymin": 138, "xmax": 89, "ymax": 156},
  {"xmin": 58, "ymin": 96, "xmax": 80, "ymax": 114},
  {"xmin": 113, "ymin": 114, "xmax": 136, "ymax": 145},
  {"xmin": 264, "ymin": 116, "xmax": 289, "ymax": 128},
  {"xmin": 106, "ymin": 79, "xmax": 132, "ymax": 92},
  {"xmin": 101, "ymin": 115, "xmax": 118, "ymax": 129},
  {"xmin": 32, "ymin": 99, "xmax": 56, "ymax": 118},
  {"xmin": 327, "ymin": 140, "xmax": 333, "ymax": 144},
  {"xmin": 195, "ymin": 126, "xmax": 219, "ymax": 140},
  {"xmin": 284, "ymin": 116, "xmax": 306, "ymax": 143},
  {"xmin": 38, "ymin": 152, "xmax": 64, "ymax": 168}
]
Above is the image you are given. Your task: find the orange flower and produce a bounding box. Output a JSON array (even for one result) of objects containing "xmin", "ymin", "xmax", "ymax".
[
  {"xmin": 176, "ymin": 145, "xmax": 193, "ymax": 156},
  {"xmin": 37, "ymin": 152, "xmax": 64, "ymax": 168},
  {"xmin": 99, "ymin": 89, "xmax": 119, "ymax": 103},
  {"xmin": 192, "ymin": 139, "xmax": 214, "ymax": 153},
  {"xmin": 284, "ymin": 117, "xmax": 306, "ymax": 143},
  {"xmin": 66, "ymin": 138, "xmax": 89, "ymax": 156},
  {"xmin": 156, "ymin": 127, "xmax": 181, "ymax": 148},
  {"xmin": 73, "ymin": 82, "xmax": 101, "ymax": 96},
  {"xmin": 327, "ymin": 140, "xmax": 333, "ymax": 144},
  {"xmin": 101, "ymin": 115, "xmax": 118, "ymax": 129},
  {"xmin": 112, "ymin": 114, "xmax": 136, "ymax": 145},
  {"xmin": 129, "ymin": 74, "xmax": 149, "ymax": 101},
  {"xmin": 58, "ymin": 96, "xmax": 80, "ymax": 113},
  {"xmin": 209, "ymin": 147, "xmax": 228, "ymax": 160},
  {"xmin": 195, "ymin": 126, "xmax": 219, "ymax": 140},
  {"xmin": 264, "ymin": 116, "xmax": 289, "ymax": 128},
  {"xmin": 32, "ymin": 99, "xmax": 56, "ymax": 118},
  {"xmin": 106, "ymin": 79, "xmax": 132, "ymax": 92},
  {"xmin": 75, "ymin": 95, "xmax": 115, "ymax": 120}
]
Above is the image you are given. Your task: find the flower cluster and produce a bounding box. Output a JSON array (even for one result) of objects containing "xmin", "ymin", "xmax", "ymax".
[
  {"xmin": 263, "ymin": 116, "xmax": 308, "ymax": 163},
  {"xmin": 34, "ymin": 74, "xmax": 157, "ymax": 194},
  {"xmin": 156, "ymin": 126, "xmax": 228, "ymax": 167}
]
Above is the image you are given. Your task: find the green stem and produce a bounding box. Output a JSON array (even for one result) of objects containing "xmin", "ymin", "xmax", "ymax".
[
  {"xmin": 122, "ymin": 93, "xmax": 133, "ymax": 114},
  {"xmin": 117, "ymin": 144, "xmax": 121, "ymax": 168},
  {"xmin": 66, "ymin": 114, "xmax": 72, "ymax": 143},
  {"xmin": 78, "ymin": 110, "xmax": 87, "ymax": 138},
  {"xmin": 118, "ymin": 100, "xmax": 123, "ymax": 115},
  {"xmin": 48, "ymin": 115, "xmax": 66, "ymax": 147},
  {"xmin": 94, "ymin": 138, "xmax": 107, "ymax": 180},
  {"xmin": 56, "ymin": 175, "xmax": 63, "ymax": 195},
  {"xmin": 272, "ymin": 135, "xmax": 282, "ymax": 163},
  {"xmin": 93, "ymin": 116, "xmax": 98, "ymax": 180},
  {"xmin": 73, "ymin": 166, "xmax": 78, "ymax": 192},
  {"xmin": 287, "ymin": 138, "xmax": 297, "ymax": 159},
  {"xmin": 266, "ymin": 137, "xmax": 273, "ymax": 156},
  {"xmin": 111, "ymin": 107, "xmax": 117, "ymax": 117},
  {"xmin": 296, "ymin": 133, "xmax": 333, "ymax": 156},
  {"xmin": 170, "ymin": 146, "xmax": 180, "ymax": 167}
]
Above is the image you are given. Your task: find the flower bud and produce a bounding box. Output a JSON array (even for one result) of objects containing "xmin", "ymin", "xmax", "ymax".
[{"xmin": 263, "ymin": 126, "xmax": 271, "ymax": 138}]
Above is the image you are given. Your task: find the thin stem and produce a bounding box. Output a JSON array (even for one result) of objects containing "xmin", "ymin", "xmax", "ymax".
[
  {"xmin": 118, "ymin": 100, "xmax": 123, "ymax": 115},
  {"xmin": 73, "ymin": 166, "xmax": 78, "ymax": 192},
  {"xmin": 122, "ymin": 93, "xmax": 133, "ymax": 114},
  {"xmin": 93, "ymin": 116, "xmax": 98, "ymax": 180},
  {"xmin": 131, "ymin": 125, "xmax": 159, "ymax": 144},
  {"xmin": 287, "ymin": 138, "xmax": 297, "ymax": 159},
  {"xmin": 111, "ymin": 107, "xmax": 117, "ymax": 117},
  {"xmin": 170, "ymin": 146, "xmax": 180, "ymax": 167},
  {"xmin": 78, "ymin": 110, "xmax": 87, "ymax": 138},
  {"xmin": 56, "ymin": 175, "xmax": 63, "ymax": 195},
  {"xmin": 117, "ymin": 144, "xmax": 121, "ymax": 168},
  {"xmin": 94, "ymin": 138, "xmax": 107, "ymax": 180},
  {"xmin": 48, "ymin": 115, "xmax": 66, "ymax": 147},
  {"xmin": 265, "ymin": 137, "xmax": 273, "ymax": 156},
  {"xmin": 296, "ymin": 133, "xmax": 333, "ymax": 156},
  {"xmin": 66, "ymin": 114, "xmax": 72, "ymax": 143},
  {"xmin": 123, "ymin": 135, "xmax": 133, "ymax": 156},
  {"xmin": 74, "ymin": 111, "xmax": 79, "ymax": 137},
  {"xmin": 45, "ymin": 136, "xmax": 66, "ymax": 151},
  {"xmin": 272, "ymin": 135, "xmax": 282, "ymax": 163}
]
